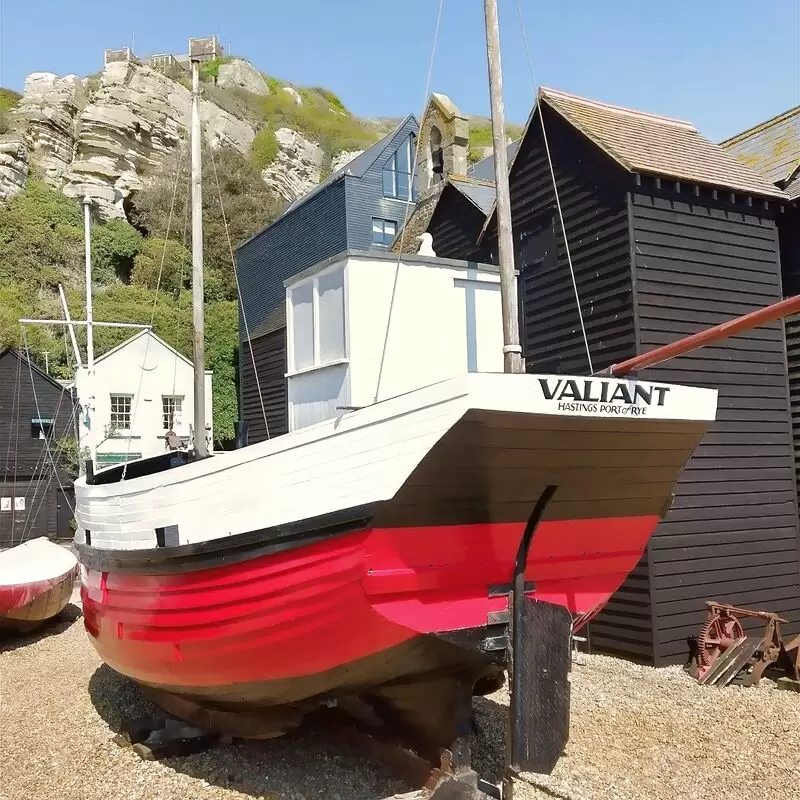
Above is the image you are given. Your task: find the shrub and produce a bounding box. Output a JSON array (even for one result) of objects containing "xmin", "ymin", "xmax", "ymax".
[
  {"xmin": 311, "ymin": 87, "xmax": 348, "ymax": 115},
  {"xmin": 250, "ymin": 128, "xmax": 279, "ymax": 170},
  {"xmin": 92, "ymin": 219, "xmax": 143, "ymax": 284},
  {"xmin": 0, "ymin": 87, "xmax": 21, "ymax": 113},
  {"xmin": 199, "ymin": 56, "xmax": 233, "ymax": 83}
]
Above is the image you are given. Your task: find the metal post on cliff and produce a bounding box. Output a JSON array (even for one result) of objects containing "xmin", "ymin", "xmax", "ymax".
[{"xmin": 484, "ymin": 0, "xmax": 524, "ymax": 374}]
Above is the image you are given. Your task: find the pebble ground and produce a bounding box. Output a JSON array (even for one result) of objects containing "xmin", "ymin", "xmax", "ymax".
[{"xmin": 1, "ymin": 594, "xmax": 797, "ymax": 800}]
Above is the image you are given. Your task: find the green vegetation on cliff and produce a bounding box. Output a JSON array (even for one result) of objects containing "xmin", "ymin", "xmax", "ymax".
[
  {"xmin": 468, "ymin": 120, "xmax": 524, "ymax": 164},
  {"xmin": 0, "ymin": 147, "xmax": 282, "ymax": 444}
]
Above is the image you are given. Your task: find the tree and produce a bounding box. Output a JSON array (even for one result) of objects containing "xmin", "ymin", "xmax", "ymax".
[
  {"xmin": 128, "ymin": 146, "xmax": 283, "ymax": 301},
  {"xmin": 130, "ymin": 237, "xmax": 191, "ymax": 297},
  {"xmin": 92, "ymin": 219, "xmax": 143, "ymax": 284},
  {"xmin": 0, "ymin": 180, "xmax": 83, "ymax": 290}
]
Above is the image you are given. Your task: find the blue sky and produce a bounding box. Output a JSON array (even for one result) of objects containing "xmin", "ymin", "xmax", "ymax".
[{"xmin": 1, "ymin": 0, "xmax": 798, "ymax": 141}]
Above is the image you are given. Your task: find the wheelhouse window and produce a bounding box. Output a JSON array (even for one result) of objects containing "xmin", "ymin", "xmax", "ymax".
[
  {"xmin": 30, "ymin": 418, "xmax": 54, "ymax": 439},
  {"xmin": 110, "ymin": 394, "xmax": 132, "ymax": 430},
  {"xmin": 371, "ymin": 218, "xmax": 397, "ymax": 247},
  {"xmin": 382, "ymin": 134, "xmax": 415, "ymax": 200},
  {"xmin": 162, "ymin": 396, "xmax": 183, "ymax": 429},
  {"xmin": 288, "ymin": 266, "xmax": 346, "ymax": 372}
]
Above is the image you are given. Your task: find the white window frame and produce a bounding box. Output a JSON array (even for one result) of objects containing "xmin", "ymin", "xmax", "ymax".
[
  {"xmin": 161, "ymin": 395, "xmax": 184, "ymax": 429},
  {"xmin": 286, "ymin": 264, "xmax": 348, "ymax": 376},
  {"xmin": 109, "ymin": 393, "xmax": 133, "ymax": 431}
]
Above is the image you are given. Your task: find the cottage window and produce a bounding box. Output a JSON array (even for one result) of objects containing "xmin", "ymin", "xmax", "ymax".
[
  {"xmin": 110, "ymin": 394, "xmax": 132, "ymax": 430},
  {"xmin": 289, "ymin": 267, "xmax": 346, "ymax": 372},
  {"xmin": 162, "ymin": 396, "xmax": 183, "ymax": 429},
  {"xmin": 371, "ymin": 218, "xmax": 397, "ymax": 246},
  {"xmin": 382, "ymin": 134, "xmax": 415, "ymax": 201}
]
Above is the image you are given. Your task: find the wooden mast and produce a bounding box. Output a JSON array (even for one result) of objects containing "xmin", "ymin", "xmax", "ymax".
[
  {"xmin": 190, "ymin": 59, "xmax": 208, "ymax": 458},
  {"xmin": 484, "ymin": 0, "xmax": 524, "ymax": 374}
]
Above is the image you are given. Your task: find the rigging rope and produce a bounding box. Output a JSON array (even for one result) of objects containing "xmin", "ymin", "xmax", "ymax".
[
  {"xmin": 2, "ymin": 352, "xmax": 22, "ymax": 546},
  {"xmin": 208, "ymin": 144, "xmax": 270, "ymax": 440},
  {"xmin": 122, "ymin": 146, "xmax": 185, "ymax": 477},
  {"xmin": 19, "ymin": 328, "xmax": 76, "ymax": 531},
  {"xmin": 515, "ymin": 0, "xmax": 594, "ymax": 374},
  {"xmin": 373, "ymin": 0, "xmax": 445, "ymax": 403}
]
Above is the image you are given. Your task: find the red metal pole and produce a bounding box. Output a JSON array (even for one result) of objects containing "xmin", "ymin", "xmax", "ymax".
[{"xmin": 601, "ymin": 294, "xmax": 800, "ymax": 377}]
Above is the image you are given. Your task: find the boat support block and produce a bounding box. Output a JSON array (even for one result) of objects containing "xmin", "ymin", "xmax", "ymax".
[{"xmin": 507, "ymin": 485, "xmax": 571, "ymax": 780}]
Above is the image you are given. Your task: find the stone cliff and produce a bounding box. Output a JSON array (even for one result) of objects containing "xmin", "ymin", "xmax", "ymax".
[{"xmin": 0, "ymin": 55, "xmax": 386, "ymax": 218}]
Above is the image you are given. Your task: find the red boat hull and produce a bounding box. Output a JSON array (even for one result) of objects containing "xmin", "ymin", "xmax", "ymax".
[{"xmin": 81, "ymin": 513, "xmax": 657, "ymax": 705}]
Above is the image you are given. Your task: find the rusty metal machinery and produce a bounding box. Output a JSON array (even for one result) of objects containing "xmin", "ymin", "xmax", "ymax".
[{"xmin": 689, "ymin": 602, "xmax": 800, "ymax": 688}]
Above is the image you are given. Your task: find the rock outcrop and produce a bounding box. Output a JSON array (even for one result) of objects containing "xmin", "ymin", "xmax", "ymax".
[
  {"xmin": 0, "ymin": 137, "xmax": 29, "ymax": 201},
  {"xmin": 14, "ymin": 72, "xmax": 86, "ymax": 185},
  {"xmin": 261, "ymin": 127, "xmax": 323, "ymax": 204},
  {"xmin": 282, "ymin": 87, "xmax": 302, "ymax": 106},
  {"xmin": 217, "ymin": 59, "xmax": 269, "ymax": 96},
  {"xmin": 58, "ymin": 61, "xmax": 255, "ymax": 218},
  {"xmin": 330, "ymin": 149, "xmax": 364, "ymax": 173}
]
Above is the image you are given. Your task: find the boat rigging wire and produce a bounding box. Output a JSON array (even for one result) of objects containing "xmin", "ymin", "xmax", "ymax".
[
  {"xmin": 208, "ymin": 143, "xmax": 270, "ymax": 440},
  {"xmin": 122, "ymin": 145, "xmax": 185, "ymax": 477},
  {"xmin": 2, "ymin": 351, "xmax": 22, "ymax": 546},
  {"xmin": 515, "ymin": 0, "xmax": 594, "ymax": 374},
  {"xmin": 19, "ymin": 328, "xmax": 77, "ymax": 532},
  {"xmin": 373, "ymin": 0, "xmax": 445, "ymax": 404}
]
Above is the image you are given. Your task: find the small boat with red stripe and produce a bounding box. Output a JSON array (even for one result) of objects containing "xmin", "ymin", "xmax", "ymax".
[{"xmin": 0, "ymin": 537, "xmax": 77, "ymax": 633}]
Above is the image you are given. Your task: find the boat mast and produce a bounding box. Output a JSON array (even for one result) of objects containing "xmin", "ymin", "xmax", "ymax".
[
  {"xmin": 190, "ymin": 59, "xmax": 208, "ymax": 458},
  {"xmin": 484, "ymin": 0, "xmax": 524, "ymax": 374},
  {"xmin": 82, "ymin": 196, "xmax": 97, "ymax": 469}
]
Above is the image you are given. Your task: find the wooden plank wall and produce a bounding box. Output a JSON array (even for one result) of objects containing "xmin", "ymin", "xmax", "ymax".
[
  {"xmin": 490, "ymin": 107, "xmax": 653, "ymax": 659},
  {"xmin": 427, "ymin": 188, "xmax": 491, "ymax": 262},
  {"xmin": 239, "ymin": 327, "xmax": 288, "ymax": 444},
  {"xmin": 779, "ymin": 206, "xmax": 800, "ymax": 502},
  {"xmin": 631, "ymin": 184, "xmax": 800, "ymax": 664}
]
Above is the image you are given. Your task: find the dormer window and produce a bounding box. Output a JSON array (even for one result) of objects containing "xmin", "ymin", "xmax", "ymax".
[{"xmin": 382, "ymin": 134, "xmax": 416, "ymax": 201}]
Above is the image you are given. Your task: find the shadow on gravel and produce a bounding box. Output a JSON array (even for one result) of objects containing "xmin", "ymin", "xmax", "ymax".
[
  {"xmin": 88, "ymin": 663, "xmax": 414, "ymax": 799},
  {"xmin": 0, "ymin": 602, "xmax": 83, "ymax": 654}
]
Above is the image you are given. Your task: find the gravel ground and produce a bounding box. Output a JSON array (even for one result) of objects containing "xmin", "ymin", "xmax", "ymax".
[{"xmin": 1, "ymin": 595, "xmax": 797, "ymax": 800}]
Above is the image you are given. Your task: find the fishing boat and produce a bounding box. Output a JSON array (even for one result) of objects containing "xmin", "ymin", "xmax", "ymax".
[
  {"xmin": 63, "ymin": 9, "xmax": 799, "ymax": 774},
  {"xmin": 65, "ymin": 47, "xmax": 724, "ymax": 751},
  {"xmin": 0, "ymin": 537, "xmax": 77, "ymax": 633}
]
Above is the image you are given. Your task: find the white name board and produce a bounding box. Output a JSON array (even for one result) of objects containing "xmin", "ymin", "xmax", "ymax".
[
  {"xmin": 0, "ymin": 497, "xmax": 10, "ymax": 512},
  {"xmin": 532, "ymin": 376, "xmax": 716, "ymax": 421},
  {"xmin": 14, "ymin": 497, "xmax": 25, "ymax": 511}
]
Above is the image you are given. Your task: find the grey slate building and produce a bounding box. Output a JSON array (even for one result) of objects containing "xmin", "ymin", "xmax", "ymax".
[
  {"xmin": 417, "ymin": 86, "xmax": 800, "ymax": 665},
  {"xmin": 236, "ymin": 114, "xmax": 419, "ymax": 442}
]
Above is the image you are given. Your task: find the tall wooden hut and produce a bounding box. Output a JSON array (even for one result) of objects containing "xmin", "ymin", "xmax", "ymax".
[{"xmin": 420, "ymin": 88, "xmax": 800, "ymax": 665}]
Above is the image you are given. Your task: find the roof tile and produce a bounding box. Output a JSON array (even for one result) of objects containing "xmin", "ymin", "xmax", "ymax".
[{"xmin": 540, "ymin": 87, "xmax": 786, "ymax": 199}]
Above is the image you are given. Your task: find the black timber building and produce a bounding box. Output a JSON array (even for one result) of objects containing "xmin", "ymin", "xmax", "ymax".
[
  {"xmin": 722, "ymin": 106, "xmax": 800, "ymax": 508},
  {"xmin": 0, "ymin": 348, "xmax": 76, "ymax": 546},
  {"xmin": 412, "ymin": 87, "xmax": 800, "ymax": 665}
]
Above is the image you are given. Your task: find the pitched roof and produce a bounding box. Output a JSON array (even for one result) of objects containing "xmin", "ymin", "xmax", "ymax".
[
  {"xmin": 720, "ymin": 105, "xmax": 800, "ymax": 189},
  {"xmin": 283, "ymin": 114, "xmax": 418, "ymax": 214},
  {"xmin": 785, "ymin": 173, "xmax": 800, "ymax": 200},
  {"xmin": 389, "ymin": 176, "xmax": 495, "ymax": 254},
  {"xmin": 540, "ymin": 87, "xmax": 786, "ymax": 199},
  {"xmin": 453, "ymin": 179, "xmax": 496, "ymax": 214},
  {"xmin": 0, "ymin": 347, "xmax": 71, "ymax": 393},
  {"xmin": 467, "ymin": 140, "xmax": 520, "ymax": 182},
  {"xmin": 92, "ymin": 328, "xmax": 201, "ymax": 371}
]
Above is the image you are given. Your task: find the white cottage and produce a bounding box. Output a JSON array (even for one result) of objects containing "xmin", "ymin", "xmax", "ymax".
[
  {"xmin": 284, "ymin": 251, "xmax": 503, "ymax": 432},
  {"xmin": 74, "ymin": 330, "xmax": 213, "ymax": 467}
]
